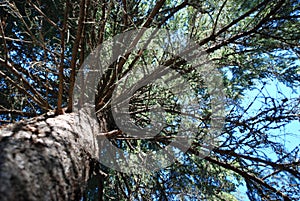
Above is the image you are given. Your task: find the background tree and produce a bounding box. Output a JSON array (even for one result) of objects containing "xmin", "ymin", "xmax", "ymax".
[{"xmin": 0, "ymin": 0, "xmax": 299, "ymax": 200}]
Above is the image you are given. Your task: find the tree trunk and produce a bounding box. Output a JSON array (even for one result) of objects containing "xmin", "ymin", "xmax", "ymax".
[{"xmin": 0, "ymin": 109, "xmax": 103, "ymax": 201}]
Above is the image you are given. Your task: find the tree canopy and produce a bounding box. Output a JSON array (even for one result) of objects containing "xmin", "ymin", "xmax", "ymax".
[{"xmin": 0, "ymin": 0, "xmax": 299, "ymax": 200}]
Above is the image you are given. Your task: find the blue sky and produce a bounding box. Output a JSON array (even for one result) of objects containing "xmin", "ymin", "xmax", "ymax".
[
  {"xmin": 232, "ymin": 76, "xmax": 300, "ymax": 201},
  {"xmin": 242, "ymin": 78, "xmax": 300, "ymax": 151}
]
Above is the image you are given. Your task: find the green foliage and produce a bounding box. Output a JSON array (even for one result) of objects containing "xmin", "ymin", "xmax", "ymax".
[{"xmin": 1, "ymin": 0, "xmax": 300, "ymax": 200}]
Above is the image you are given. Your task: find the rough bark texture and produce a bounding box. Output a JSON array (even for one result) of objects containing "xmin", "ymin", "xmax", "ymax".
[{"xmin": 0, "ymin": 109, "xmax": 101, "ymax": 201}]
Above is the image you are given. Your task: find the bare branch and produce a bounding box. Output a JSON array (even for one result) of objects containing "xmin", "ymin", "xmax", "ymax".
[{"xmin": 66, "ymin": 0, "xmax": 87, "ymax": 113}]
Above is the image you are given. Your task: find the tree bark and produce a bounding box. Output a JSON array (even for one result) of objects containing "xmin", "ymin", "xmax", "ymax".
[{"xmin": 0, "ymin": 109, "xmax": 102, "ymax": 201}]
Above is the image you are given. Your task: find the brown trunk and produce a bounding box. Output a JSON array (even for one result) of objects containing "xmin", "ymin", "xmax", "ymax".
[{"xmin": 0, "ymin": 109, "xmax": 104, "ymax": 201}]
